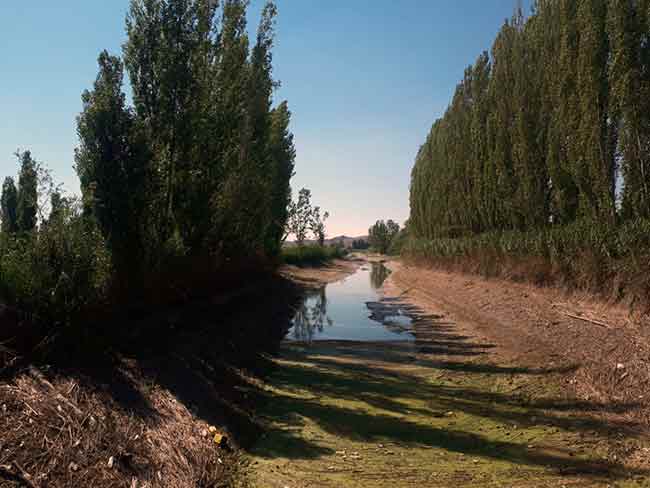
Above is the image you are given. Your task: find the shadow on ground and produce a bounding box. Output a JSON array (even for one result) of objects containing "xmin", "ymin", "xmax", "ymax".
[
  {"xmin": 250, "ymin": 297, "xmax": 647, "ymax": 484},
  {"xmin": 1, "ymin": 271, "xmax": 304, "ymax": 448}
]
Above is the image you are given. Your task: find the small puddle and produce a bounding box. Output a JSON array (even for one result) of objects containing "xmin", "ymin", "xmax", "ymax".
[{"xmin": 286, "ymin": 262, "xmax": 415, "ymax": 342}]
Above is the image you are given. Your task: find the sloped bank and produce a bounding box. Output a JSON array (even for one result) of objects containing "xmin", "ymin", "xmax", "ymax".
[{"xmin": 0, "ymin": 267, "xmax": 314, "ymax": 488}]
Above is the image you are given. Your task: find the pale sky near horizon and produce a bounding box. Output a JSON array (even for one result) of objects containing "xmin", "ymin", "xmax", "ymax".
[{"xmin": 0, "ymin": 1, "xmax": 532, "ymax": 237}]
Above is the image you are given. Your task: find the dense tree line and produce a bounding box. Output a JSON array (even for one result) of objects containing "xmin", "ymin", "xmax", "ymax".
[
  {"xmin": 351, "ymin": 239, "xmax": 369, "ymax": 250},
  {"xmin": 0, "ymin": 0, "xmax": 295, "ymax": 323},
  {"xmin": 368, "ymin": 220, "xmax": 400, "ymax": 254},
  {"xmin": 410, "ymin": 0, "xmax": 650, "ymax": 240}
]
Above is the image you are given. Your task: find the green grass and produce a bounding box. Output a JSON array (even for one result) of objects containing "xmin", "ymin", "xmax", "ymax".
[
  {"xmin": 281, "ymin": 245, "xmax": 347, "ymax": 266},
  {"xmin": 247, "ymin": 342, "xmax": 642, "ymax": 487}
]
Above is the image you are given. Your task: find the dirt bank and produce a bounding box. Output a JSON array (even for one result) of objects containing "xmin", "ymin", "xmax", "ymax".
[
  {"xmin": 384, "ymin": 261, "xmax": 650, "ymax": 430},
  {"xmin": 279, "ymin": 258, "xmax": 363, "ymax": 287},
  {"xmin": 0, "ymin": 270, "xmax": 307, "ymax": 488}
]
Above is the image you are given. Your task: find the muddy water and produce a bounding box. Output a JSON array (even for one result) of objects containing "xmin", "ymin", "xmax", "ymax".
[{"xmin": 286, "ymin": 262, "xmax": 414, "ymax": 342}]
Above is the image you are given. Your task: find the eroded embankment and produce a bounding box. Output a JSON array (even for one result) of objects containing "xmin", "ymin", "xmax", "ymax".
[
  {"xmin": 385, "ymin": 261, "xmax": 650, "ymax": 431},
  {"xmin": 245, "ymin": 259, "xmax": 650, "ymax": 488}
]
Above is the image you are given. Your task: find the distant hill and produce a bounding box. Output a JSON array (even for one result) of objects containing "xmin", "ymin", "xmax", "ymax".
[
  {"xmin": 326, "ymin": 235, "xmax": 369, "ymax": 248},
  {"xmin": 284, "ymin": 235, "xmax": 369, "ymax": 248}
]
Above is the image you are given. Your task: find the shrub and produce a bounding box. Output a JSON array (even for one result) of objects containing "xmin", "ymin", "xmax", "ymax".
[
  {"xmin": 0, "ymin": 199, "xmax": 111, "ymax": 327},
  {"xmin": 282, "ymin": 245, "xmax": 347, "ymax": 266},
  {"xmin": 402, "ymin": 219, "xmax": 650, "ymax": 310}
]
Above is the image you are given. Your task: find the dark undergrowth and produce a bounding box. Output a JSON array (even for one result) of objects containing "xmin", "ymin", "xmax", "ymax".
[
  {"xmin": 0, "ymin": 268, "xmax": 303, "ymax": 487},
  {"xmin": 403, "ymin": 219, "xmax": 650, "ymax": 312}
]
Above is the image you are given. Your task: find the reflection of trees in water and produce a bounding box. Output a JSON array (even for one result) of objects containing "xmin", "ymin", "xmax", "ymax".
[
  {"xmin": 370, "ymin": 263, "xmax": 390, "ymax": 289},
  {"xmin": 292, "ymin": 287, "xmax": 333, "ymax": 341}
]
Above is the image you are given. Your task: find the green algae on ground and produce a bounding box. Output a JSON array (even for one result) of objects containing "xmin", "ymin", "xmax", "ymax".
[{"xmin": 246, "ymin": 341, "xmax": 647, "ymax": 488}]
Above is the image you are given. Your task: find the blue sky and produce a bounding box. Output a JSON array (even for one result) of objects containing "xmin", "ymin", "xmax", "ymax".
[{"xmin": 0, "ymin": 0, "xmax": 531, "ymax": 237}]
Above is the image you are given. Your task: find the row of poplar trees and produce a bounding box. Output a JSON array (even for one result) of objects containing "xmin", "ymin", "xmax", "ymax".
[
  {"xmin": 410, "ymin": 0, "xmax": 650, "ymax": 240},
  {"xmin": 75, "ymin": 0, "xmax": 295, "ymax": 280}
]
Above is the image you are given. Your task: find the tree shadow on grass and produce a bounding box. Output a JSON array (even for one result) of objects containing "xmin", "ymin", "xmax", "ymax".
[{"xmin": 253, "ymin": 348, "xmax": 646, "ymax": 481}]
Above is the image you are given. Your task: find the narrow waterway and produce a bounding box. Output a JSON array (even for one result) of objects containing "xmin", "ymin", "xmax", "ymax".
[{"xmin": 287, "ymin": 261, "xmax": 414, "ymax": 342}]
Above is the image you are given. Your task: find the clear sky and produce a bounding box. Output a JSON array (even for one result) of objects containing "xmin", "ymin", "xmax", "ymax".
[{"xmin": 0, "ymin": 0, "xmax": 531, "ymax": 237}]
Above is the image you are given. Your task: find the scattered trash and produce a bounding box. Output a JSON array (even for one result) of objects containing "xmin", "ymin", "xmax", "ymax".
[
  {"xmin": 107, "ymin": 456, "xmax": 114, "ymax": 469},
  {"xmin": 616, "ymin": 363, "xmax": 625, "ymax": 370},
  {"xmin": 68, "ymin": 462, "xmax": 79, "ymax": 472}
]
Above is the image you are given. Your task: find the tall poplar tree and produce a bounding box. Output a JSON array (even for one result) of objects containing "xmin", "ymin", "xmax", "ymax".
[
  {"xmin": 16, "ymin": 151, "xmax": 38, "ymax": 233},
  {"xmin": 1, "ymin": 177, "xmax": 19, "ymax": 234},
  {"xmin": 75, "ymin": 51, "xmax": 151, "ymax": 278}
]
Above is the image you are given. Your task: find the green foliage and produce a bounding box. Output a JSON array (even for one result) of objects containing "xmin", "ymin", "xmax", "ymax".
[
  {"xmin": 410, "ymin": 1, "xmax": 650, "ymax": 239},
  {"xmin": 368, "ymin": 220, "xmax": 400, "ymax": 254},
  {"xmin": 388, "ymin": 224, "xmax": 409, "ymax": 256},
  {"xmin": 0, "ymin": 0, "xmax": 296, "ymax": 336},
  {"xmin": 265, "ymin": 101, "xmax": 296, "ymax": 255},
  {"xmin": 284, "ymin": 188, "xmax": 331, "ymax": 247},
  {"xmin": 408, "ymin": 0, "xmax": 650, "ymax": 307},
  {"xmin": 404, "ymin": 219, "xmax": 650, "ymax": 301},
  {"xmin": 1, "ymin": 177, "xmax": 18, "ymax": 234},
  {"xmin": 351, "ymin": 239, "xmax": 369, "ymax": 250},
  {"xmin": 119, "ymin": 0, "xmax": 294, "ymax": 260},
  {"xmin": 310, "ymin": 207, "xmax": 329, "ymax": 247},
  {"xmin": 282, "ymin": 245, "xmax": 347, "ymax": 267},
  {"xmin": 16, "ymin": 151, "xmax": 38, "ymax": 233},
  {"xmin": 0, "ymin": 198, "xmax": 111, "ymax": 323},
  {"xmin": 75, "ymin": 51, "xmax": 151, "ymax": 283}
]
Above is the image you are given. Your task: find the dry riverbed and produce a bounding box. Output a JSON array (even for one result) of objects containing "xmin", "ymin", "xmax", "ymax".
[{"xmin": 245, "ymin": 258, "xmax": 650, "ymax": 488}]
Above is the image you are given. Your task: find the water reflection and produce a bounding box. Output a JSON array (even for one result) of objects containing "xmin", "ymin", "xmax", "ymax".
[
  {"xmin": 291, "ymin": 287, "xmax": 333, "ymax": 342},
  {"xmin": 287, "ymin": 262, "xmax": 414, "ymax": 343},
  {"xmin": 370, "ymin": 262, "xmax": 390, "ymax": 289}
]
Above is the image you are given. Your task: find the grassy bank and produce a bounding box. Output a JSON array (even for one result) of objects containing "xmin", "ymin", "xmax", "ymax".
[
  {"xmin": 248, "ymin": 340, "xmax": 643, "ymax": 487},
  {"xmin": 403, "ymin": 219, "xmax": 650, "ymax": 310},
  {"xmin": 282, "ymin": 245, "xmax": 347, "ymax": 266}
]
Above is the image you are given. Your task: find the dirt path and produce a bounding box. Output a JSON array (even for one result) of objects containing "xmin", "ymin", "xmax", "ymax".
[{"xmin": 245, "ymin": 260, "xmax": 650, "ymax": 488}]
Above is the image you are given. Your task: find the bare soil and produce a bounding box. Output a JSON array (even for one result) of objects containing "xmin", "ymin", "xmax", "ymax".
[
  {"xmin": 279, "ymin": 258, "xmax": 363, "ymax": 287},
  {"xmin": 385, "ymin": 261, "xmax": 650, "ymax": 431}
]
